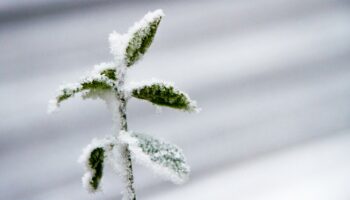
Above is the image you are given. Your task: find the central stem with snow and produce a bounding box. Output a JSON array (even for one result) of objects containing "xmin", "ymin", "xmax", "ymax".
[{"xmin": 116, "ymin": 65, "xmax": 136, "ymax": 200}]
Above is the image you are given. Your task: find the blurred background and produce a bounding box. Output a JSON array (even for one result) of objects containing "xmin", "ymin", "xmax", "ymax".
[{"xmin": 1, "ymin": 0, "xmax": 350, "ymax": 199}]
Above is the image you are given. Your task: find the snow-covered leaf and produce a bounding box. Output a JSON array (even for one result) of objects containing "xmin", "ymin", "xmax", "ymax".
[
  {"xmin": 129, "ymin": 80, "xmax": 198, "ymax": 112},
  {"xmin": 48, "ymin": 64, "xmax": 117, "ymax": 113},
  {"xmin": 119, "ymin": 131, "xmax": 190, "ymax": 184},
  {"xmin": 78, "ymin": 137, "xmax": 116, "ymax": 193},
  {"xmin": 85, "ymin": 147, "xmax": 104, "ymax": 192},
  {"xmin": 125, "ymin": 9, "xmax": 164, "ymax": 67}
]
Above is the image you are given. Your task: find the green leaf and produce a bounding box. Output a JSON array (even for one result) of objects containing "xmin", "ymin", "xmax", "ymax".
[
  {"xmin": 88, "ymin": 147, "xmax": 105, "ymax": 190},
  {"xmin": 125, "ymin": 10, "xmax": 163, "ymax": 67},
  {"xmin": 55, "ymin": 75, "xmax": 115, "ymax": 105},
  {"xmin": 100, "ymin": 69, "xmax": 117, "ymax": 81},
  {"xmin": 131, "ymin": 82, "xmax": 197, "ymax": 112},
  {"xmin": 119, "ymin": 131, "xmax": 190, "ymax": 184},
  {"xmin": 79, "ymin": 136, "xmax": 117, "ymax": 192}
]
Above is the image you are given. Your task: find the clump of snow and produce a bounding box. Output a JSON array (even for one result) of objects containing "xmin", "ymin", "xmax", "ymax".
[
  {"xmin": 109, "ymin": 32, "xmax": 129, "ymax": 67},
  {"xmin": 47, "ymin": 99, "xmax": 59, "ymax": 114},
  {"xmin": 78, "ymin": 136, "xmax": 116, "ymax": 193},
  {"xmin": 80, "ymin": 64, "xmax": 116, "ymax": 87},
  {"xmin": 119, "ymin": 131, "xmax": 190, "ymax": 184},
  {"xmin": 93, "ymin": 62, "xmax": 115, "ymax": 73},
  {"xmin": 105, "ymin": 139, "xmax": 125, "ymax": 176},
  {"xmin": 109, "ymin": 31, "xmax": 128, "ymax": 88},
  {"xmin": 84, "ymin": 74, "xmax": 114, "ymax": 87}
]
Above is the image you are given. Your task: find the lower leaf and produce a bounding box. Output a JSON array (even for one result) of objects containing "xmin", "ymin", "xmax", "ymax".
[
  {"xmin": 79, "ymin": 137, "xmax": 115, "ymax": 193},
  {"xmin": 119, "ymin": 131, "xmax": 190, "ymax": 184}
]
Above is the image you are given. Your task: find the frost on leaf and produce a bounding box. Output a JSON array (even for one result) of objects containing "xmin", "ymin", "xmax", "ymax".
[
  {"xmin": 119, "ymin": 131, "xmax": 190, "ymax": 184},
  {"xmin": 125, "ymin": 9, "xmax": 164, "ymax": 67},
  {"xmin": 79, "ymin": 137, "xmax": 116, "ymax": 193},
  {"xmin": 48, "ymin": 63, "xmax": 117, "ymax": 113},
  {"xmin": 93, "ymin": 62, "xmax": 117, "ymax": 81},
  {"xmin": 129, "ymin": 80, "xmax": 198, "ymax": 112}
]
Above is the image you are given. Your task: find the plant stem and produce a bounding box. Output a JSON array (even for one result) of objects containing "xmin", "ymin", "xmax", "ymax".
[{"xmin": 116, "ymin": 66, "xmax": 136, "ymax": 200}]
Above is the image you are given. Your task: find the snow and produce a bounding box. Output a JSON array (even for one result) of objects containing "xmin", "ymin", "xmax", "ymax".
[
  {"xmin": 119, "ymin": 131, "xmax": 190, "ymax": 184},
  {"xmin": 126, "ymin": 78, "xmax": 174, "ymax": 91},
  {"xmin": 105, "ymin": 139, "xmax": 124, "ymax": 176},
  {"xmin": 82, "ymin": 74, "xmax": 115, "ymax": 87},
  {"xmin": 92, "ymin": 62, "xmax": 115, "ymax": 73},
  {"xmin": 109, "ymin": 32, "xmax": 129, "ymax": 67},
  {"xmin": 80, "ymin": 63, "xmax": 116, "ymax": 87},
  {"xmin": 47, "ymin": 99, "xmax": 59, "ymax": 114}
]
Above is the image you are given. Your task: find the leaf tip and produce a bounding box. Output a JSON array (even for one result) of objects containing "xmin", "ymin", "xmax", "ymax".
[{"xmin": 47, "ymin": 99, "xmax": 59, "ymax": 114}]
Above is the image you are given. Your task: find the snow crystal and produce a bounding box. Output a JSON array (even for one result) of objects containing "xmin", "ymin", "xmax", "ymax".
[{"xmin": 119, "ymin": 131, "xmax": 190, "ymax": 184}]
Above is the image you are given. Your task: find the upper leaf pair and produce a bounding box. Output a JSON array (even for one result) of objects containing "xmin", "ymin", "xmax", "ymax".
[{"xmin": 50, "ymin": 77, "xmax": 198, "ymax": 113}]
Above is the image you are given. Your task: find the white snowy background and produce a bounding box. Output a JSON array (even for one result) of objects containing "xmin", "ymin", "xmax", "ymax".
[{"xmin": 1, "ymin": 0, "xmax": 350, "ymax": 199}]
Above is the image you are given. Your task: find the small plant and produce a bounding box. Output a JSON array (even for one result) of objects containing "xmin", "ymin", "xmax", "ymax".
[{"xmin": 48, "ymin": 9, "xmax": 199, "ymax": 200}]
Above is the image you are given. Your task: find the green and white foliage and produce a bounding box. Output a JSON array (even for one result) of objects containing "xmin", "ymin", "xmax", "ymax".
[
  {"xmin": 128, "ymin": 79, "xmax": 198, "ymax": 112},
  {"xmin": 78, "ymin": 137, "xmax": 116, "ymax": 193},
  {"xmin": 109, "ymin": 9, "xmax": 164, "ymax": 68},
  {"xmin": 49, "ymin": 9, "xmax": 199, "ymax": 199},
  {"xmin": 119, "ymin": 131, "xmax": 190, "ymax": 184},
  {"xmin": 48, "ymin": 62, "xmax": 116, "ymax": 113}
]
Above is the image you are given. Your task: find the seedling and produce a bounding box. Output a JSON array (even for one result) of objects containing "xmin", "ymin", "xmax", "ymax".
[{"xmin": 48, "ymin": 9, "xmax": 199, "ymax": 200}]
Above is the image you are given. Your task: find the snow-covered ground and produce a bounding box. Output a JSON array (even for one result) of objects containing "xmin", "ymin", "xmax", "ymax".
[{"xmin": 1, "ymin": 0, "xmax": 350, "ymax": 199}]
